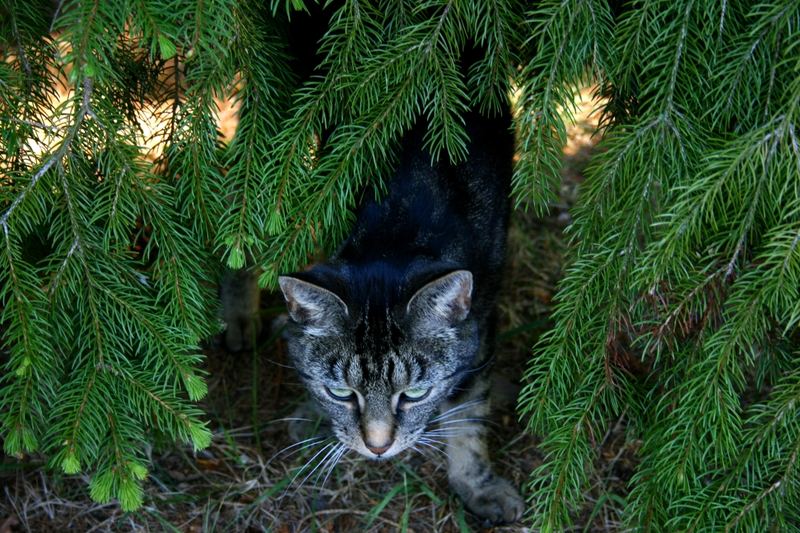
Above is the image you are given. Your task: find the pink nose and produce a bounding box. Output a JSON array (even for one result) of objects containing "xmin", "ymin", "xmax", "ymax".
[{"xmin": 365, "ymin": 441, "xmax": 392, "ymax": 455}]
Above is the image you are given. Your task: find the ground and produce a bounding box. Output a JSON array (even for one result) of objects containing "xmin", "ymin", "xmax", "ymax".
[{"xmin": 0, "ymin": 91, "xmax": 637, "ymax": 532}]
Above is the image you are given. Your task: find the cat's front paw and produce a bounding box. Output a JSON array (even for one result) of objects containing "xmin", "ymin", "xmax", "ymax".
[{"xmin": 454, "ymin": 474, "xmax": 525, "ymax": 526}]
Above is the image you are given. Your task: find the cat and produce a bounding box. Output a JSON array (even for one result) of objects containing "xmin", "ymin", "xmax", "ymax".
[{"xmin": 278, "ymin": 106, "xmax": 525, "ymax": 525}]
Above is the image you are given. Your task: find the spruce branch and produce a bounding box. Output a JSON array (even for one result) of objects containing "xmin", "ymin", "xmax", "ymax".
[
  {"xmin": 55, "ymin": 366, "xmax": 100, "ymax": 474},
  {"xmin": 0, "ymin": 154, "xmax": 58, "ymax": 235},
  {"xmin": 261, "ymin": 0, "xmax": 486, "ymax": 280},
  {"xmin": 93, "ymin": 279, "xmax": 205, "ymax": 399},
  {"xmin": 120, "ymin": 370, "xmax": 211, "ymax": 450},
  {"xmin": 464, "ymin": 0, "xmax": 518, "ymax": 114},
  {"xmin": 520, "ymin": 2, "xmax": 800, "ymax": 528},
  {"xmin": 663, "ymin": 0, "xmax": 692, "ymax": 115},
  {"xmin": 0, "ymin": 116, "xmax": 58, "ymax": 133},
  {"xmin": 0, "ymin": 232, "xmax": 54, "ymax": 455},
  {"xmin": 1, "ymin": 75, "xmax": 93, "ymax": 245},
  {"xmin": 216, "ymin": 1, "xmax": 294, "ymax": 268},
  {"xmin": 513, "ymin": 0, "xmax": 612, "ymax": 214},
  {"xmin": 673, "ymin": 370, "xmax": 800, "ymax": 531}
]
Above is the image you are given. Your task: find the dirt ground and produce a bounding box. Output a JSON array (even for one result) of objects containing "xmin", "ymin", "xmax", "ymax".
[{"xmin": 0, "ymin": 91, "xmax": 636, "ymax": 532}]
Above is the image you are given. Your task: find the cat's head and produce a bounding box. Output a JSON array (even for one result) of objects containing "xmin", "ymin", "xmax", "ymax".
[{"xmin": 278, "ymin": 267, "xmax": 477, "ymax": 459}]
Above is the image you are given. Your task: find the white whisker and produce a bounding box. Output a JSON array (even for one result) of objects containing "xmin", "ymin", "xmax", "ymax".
[
  {"xmin": 268, "ymin": 417, "xmax": 314, "ymax": 424},
  {"xmin": 319, "ymin": 445, "xmax": 349, "ymax": 489},
  {"xmin": 427, "ymin": 425, "xmax": 476, "ymax": 431},
  {"xmin": 434, "ymin": 417, "xmax": 495, "ymax": 426},
  {"xmin": 416, "ymin": 438, "xmax": 451, "ymax": 460},
  {"xmin": 410, "ymin": 444, "xmax": 438, "ymax": 461},
  {"xmin": 424, "ymin": 429, "xmax": 472, "ymax": 437},
  {"xmin": 275, "ymin": 439, "xmax": 337, "ymax": 504},
  {"xmin": 430, "ymin": 399, "xmax": 487, "ymax": 422},
  {"xmin": 266, "ymin": 436, "xmax": 328, "ymax": 466},
  {"xmin": 284, "ymin": 440, "xmax": 336, "ymax": 493},
  {"xmin": 297, "ymin": 442, "xmax": 342, "ymax": 492},
  {"xmin": 418, "ymin": 436, "xmax": 448, "ymax": 447}
]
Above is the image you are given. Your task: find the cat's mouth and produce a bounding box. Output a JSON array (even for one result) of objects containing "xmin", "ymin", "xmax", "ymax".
[
  {"xmin": 361, "ymin": 444, "xmax": 402, "ymax": 460},
  {"xmin": 352, "ymin": 439, "xmax": 404, "ymax": 460}
]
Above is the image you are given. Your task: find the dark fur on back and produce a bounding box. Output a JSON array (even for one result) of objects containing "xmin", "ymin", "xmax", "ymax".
[{"xmin": 340, "ymin": 108, "xmax": 511, "ymax": 318}]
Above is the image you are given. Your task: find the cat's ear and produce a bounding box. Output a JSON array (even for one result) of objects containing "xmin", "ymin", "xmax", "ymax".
[
  {"xmin": 406, "ymin": 270, "xmax": 473, "ymax": 330},
  {"xmin": 278, "ymin": 276, "xmax": 348, "ymax": 334}
]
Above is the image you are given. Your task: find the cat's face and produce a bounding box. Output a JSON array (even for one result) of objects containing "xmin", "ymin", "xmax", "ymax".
[{"xmin": 279, "ymin": 270, "xmax": 476, "ymax": 459}]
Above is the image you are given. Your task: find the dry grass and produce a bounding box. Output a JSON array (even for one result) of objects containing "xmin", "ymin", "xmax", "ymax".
[{"xmin": 0, "ymin": 90, "xmax": 638, "ymax": 532}]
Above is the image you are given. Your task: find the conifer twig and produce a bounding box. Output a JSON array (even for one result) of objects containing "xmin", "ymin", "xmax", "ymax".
[{"xmin": 0, "ymin": 78, "xmax": 94, "ymax": 236}]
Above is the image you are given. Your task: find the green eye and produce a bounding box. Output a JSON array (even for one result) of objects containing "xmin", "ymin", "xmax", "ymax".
[
  {"xmin": 326, "ymin": 387, "xmax": 355, "ymax": 400},
  {"xmin": 402, "ymin": 387, "xmax": 430, "ymax": 401}
]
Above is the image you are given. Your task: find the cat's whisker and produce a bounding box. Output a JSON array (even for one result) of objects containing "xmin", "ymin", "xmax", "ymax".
[
  {"xmin": 425, "ymin": 423, "xmax": 482, "ymax": 435},
  {"xmin": 430, "ymin": 399, "xmax": 487, "ymax": 423},
  {"xmin": 275, "ymin": 439, "xmax": 336, "ymax": 504},
  {"xmin": 425, "ymin": 422, "xmax": 486, "ymax": 433},
  {"xmin": 318, "ymin": 444, "xmax": 349, "ymax": 489},
  {"xmin": 267, "ymin": 417, "xmax": 314, "ymax": 424},
  {"xmin": 266, "ymin": 436, "xmax": 328, "ymax": 466},
  {"xmin": 416, "ymin": 440, "xmax": 444, "ymax": 454},
  {"xmin": 415, "ymin": 438, "xmax": 450, "ymax": 460},
  {"xmin": 284, "ymin": 440, "xmax": 337, "ymax": 494},
  {"xmin": 418, "ymin": 436, "xmax": 448, "ymax": 447},
  {"xmin": 297, "ymin": 442, "xmax": 343, "ymax": 493},
  {"xmin": 433, "ymin": 417, "xmax": 497, "ymax": 427},
  {"xmin": 321, "ymin": 444, "xmax": 347, "ymax": 488},
  {"xmin": 425, "ymin": 435, "xmax": 466, "ymax": 440},
  {"xmin": 431, "ymin": 404, "xmax": 475, "ymax": 422},
  {"xmin": 444, "ymin": 397, "xmax": 486, "ymax": 411},
  {"xmin": 315, "ymin": 444, "xmax": 341, "ymax": 487},
  {"xmin": 410, "ymin": 444, "xmax": 437, "ymax": 461},
  {"xmin": 427, "ymin": 425, "xmax": 474, "ymax": 431}
]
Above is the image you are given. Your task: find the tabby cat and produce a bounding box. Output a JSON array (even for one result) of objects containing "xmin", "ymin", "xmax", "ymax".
[{"xmin": 278, "ymin": 106, "xmax": 524, "ymax": 525}]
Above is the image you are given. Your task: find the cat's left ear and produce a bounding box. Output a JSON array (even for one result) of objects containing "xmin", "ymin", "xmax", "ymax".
[
  {"xmin": 278, "ymin": 276, "xmax": 349, "ymax": 334},
  {"xmin": 406, "ymin": 270, "xmax": 473, "ymax": 330}
]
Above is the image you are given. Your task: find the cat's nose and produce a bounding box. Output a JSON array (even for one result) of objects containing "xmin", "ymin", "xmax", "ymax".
[{"xmin": 363, "ymin": 420, "xmax": 394, "ymax": 456}]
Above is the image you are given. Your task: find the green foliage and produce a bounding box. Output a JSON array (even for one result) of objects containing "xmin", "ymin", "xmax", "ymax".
[
  {"xmin": 518, "ymin": 0, "xmax": 800, "ymax": 530},
  {"xmin": 1, "ymin": 0, "xmax": 798, "ymax": 526},
  {"xmin": 0, "ymin": 0, "xmax": 238, "ymax": 510}
]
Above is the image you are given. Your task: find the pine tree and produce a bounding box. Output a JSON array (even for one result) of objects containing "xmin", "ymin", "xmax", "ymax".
[{"xmin": 1, "ymin": 0, "xmax": 798, "ymax": 527}]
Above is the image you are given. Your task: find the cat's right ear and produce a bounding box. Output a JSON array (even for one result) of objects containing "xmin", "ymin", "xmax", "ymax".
[
  {"xmin": 406, "ymin": 270, "xmax": 473, "ymax": 333},
  {"xmin": 278, "ymin": 276, "xmax": 348, "ymax": 335}
]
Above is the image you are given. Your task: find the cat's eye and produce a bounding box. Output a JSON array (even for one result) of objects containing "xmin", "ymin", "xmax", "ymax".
[
  {"xmin": 401, "ymin": 387, "xmax": 431, "ymax": 401},
  {"xmin": 326, "ymin": 386, "xmax": 355, "ymax": 401}
]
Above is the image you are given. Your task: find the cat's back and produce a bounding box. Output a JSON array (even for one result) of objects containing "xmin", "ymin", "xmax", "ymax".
[{"xmin": 337, "ymin": 109, "xmax": 513, "ymax": 275}]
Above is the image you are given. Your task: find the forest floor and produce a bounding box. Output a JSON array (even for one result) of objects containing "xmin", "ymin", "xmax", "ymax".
[{"xmin": 0, "ymin": 91, "xmax": 638, "ymax": 532}]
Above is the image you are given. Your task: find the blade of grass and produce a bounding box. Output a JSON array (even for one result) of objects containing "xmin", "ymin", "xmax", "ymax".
[
  {"xmin": 455, "ymin": 500, "xmax": 470, "ymax": 533},
  {"xmin": 400, "ymin": 495, "xmax": 414, "ymax": 532},
  {"xmin": 143, "ymin": 506, "xmax": 182, "ymax": 532},
  {"xmin": 393, "ymin": 461, "xmax": 443, "ymax": 505},
  {"xmin": 242, "ymin": 474, "xmax": 293, "ymax": 513},
  {"xmin": 365, "ymin": 482, "xmax": 406, "ymax": 528}
]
